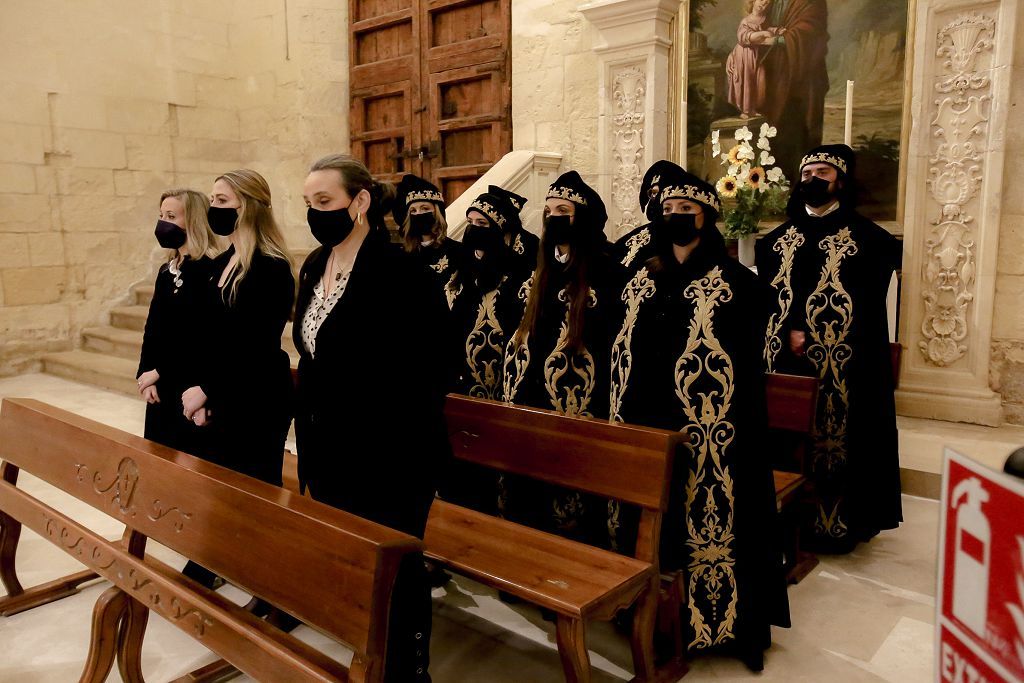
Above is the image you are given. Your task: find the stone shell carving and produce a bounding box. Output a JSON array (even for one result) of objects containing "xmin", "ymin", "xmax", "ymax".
[
  {"xmin": 920, "ymin": 12, "xmax": 995, "ymax": 367},
  {"xmin": 611, "ymin": 64, "xmax": 646, "ymax": 233}
]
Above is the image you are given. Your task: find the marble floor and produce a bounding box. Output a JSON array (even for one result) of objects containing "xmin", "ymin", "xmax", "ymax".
[{"xmin": 0, "ymin": 374, "xmax": 943, "ymax": 682}]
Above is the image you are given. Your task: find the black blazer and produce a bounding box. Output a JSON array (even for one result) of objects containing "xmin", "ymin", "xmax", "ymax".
[{"xmin": 293, "ymin": 231, "xmax": 449, "ymax": 536}]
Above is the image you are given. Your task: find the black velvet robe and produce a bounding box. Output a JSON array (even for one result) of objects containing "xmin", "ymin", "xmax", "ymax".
[
  {"xmin": 505, "ymin": 228, "xmax": 539, "ymax": 281},
  {"xmin": 193, "ymin": 246, "xmax": 294, "ymax": 486},
  {"xmin": 612, "ymin": 238, "xmax": 788, "ymax": 666},
  {"xmin": 137, "ymin": 256, "xmax": 213, "ymax": 456},
  {"xmin": 441, "ymin": 268, "xmax": 531, "ymax": 513},
  {"xmin": 756, "ymin": 205, "xmax": 902, "ymax": 551},
  {"xmin": 500, "ymin": 253, "xmax": 623, "ymax": 546},
  {"xmin": 611, "ymin": 222, "xmax": 655, "ymax": 269},
  {"xmin": 411, "ymin": 238, "xmax": 462, "ymax": 310}
]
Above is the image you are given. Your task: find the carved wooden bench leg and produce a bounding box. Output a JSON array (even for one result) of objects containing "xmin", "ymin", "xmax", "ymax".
[
  {"xmin": 629, "ymin": 576, "xmax": 658, "ymax": 682},
  {"xmin": 117, "ymin": 596, "xmax": 150, "ymax": 683},
  {"xmin": 555, "ymin": 614, "xmax": 591, "ymax": 683},
  {"xmin": 0, "ymin": 461, "xmax": 24, "ymax": 599},
  {"xmin": 656, "ymin": 572, "xmax": 684, "ymax": 663},
  {"xmin": 0, "ymin": 462, "xmax": 100, "ymax": 616},
  {"xmin": 80, "ymin": 585, "xmax": 130, "ymax": 683}
]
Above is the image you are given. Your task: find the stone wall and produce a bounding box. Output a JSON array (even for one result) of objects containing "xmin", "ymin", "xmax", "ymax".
[
  {"xmin": 0, "ymin": 0, "xmax": 347, "ymax": 374},
  {"xmin": 511, "ymin": 0, "xmax": 600, "ymax": 186},
  {"xmin": 991, "ymin": 3, "xmax": 1024, "ymax": 424}
]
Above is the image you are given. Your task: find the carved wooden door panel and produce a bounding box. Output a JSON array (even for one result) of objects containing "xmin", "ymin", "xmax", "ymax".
[
  {"xmin": 421, "ymin": 0, "xmax": 511, "ymax": 200},
  {"xmin": 350, "ymin": 0, "xmax": 511, "ymax": 200},
  {"xmin": 350, "ymin": 0, "xmax": 422, "ymax": 185}
]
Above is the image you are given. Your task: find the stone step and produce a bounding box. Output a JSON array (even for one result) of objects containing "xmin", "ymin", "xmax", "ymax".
[
  {"xmin": 109, "ymin": 305, "xmax": 149, "ymax": 332},
  {"xmin": 42, "ymin": 350, "xmax": 141, "ymax": 398},
  {"xmin": 134, "ymin": 284, "xmax": 154, "ymax": 307},
  {"xmin": 83, "ymin": 326, "xmax": 144, "ymax": 361}
]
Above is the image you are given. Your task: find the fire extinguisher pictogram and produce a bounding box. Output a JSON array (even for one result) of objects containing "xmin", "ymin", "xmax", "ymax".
[{"xmin": 952, "ymin": 476, "xmax": 992, "ymax": 637}]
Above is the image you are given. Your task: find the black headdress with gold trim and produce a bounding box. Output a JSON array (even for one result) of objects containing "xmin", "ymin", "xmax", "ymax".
[
  {"xmin": 546, "ymin": 170, "xmax": 608, "ymax": 236},
  {"xmin": 640, "ymin": 160, "xmax": 684, "ymax": 210},
  {"xmin": 394, "ymin": 174, "xmax": 445, "ymax": 226}
]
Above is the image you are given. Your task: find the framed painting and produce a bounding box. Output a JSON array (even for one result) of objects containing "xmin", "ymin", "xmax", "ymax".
[{"xmin": 683, "ymin": 0, "xmax": 912, "ymax": 223}]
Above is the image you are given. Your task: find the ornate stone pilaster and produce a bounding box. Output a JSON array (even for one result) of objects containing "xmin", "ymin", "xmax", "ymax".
[
  {"xmin": 897, "ymin": 1, "xmax": 1017, "ymax": 425},
  {"xmin": 580, "ymin": 0, "xmax": 680, "ymax": 240}
]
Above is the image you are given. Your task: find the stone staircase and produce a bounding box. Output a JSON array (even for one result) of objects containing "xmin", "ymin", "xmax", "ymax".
[{"xmin": 42, "ymin": 282, "xmax": 299, "ymax": 397}]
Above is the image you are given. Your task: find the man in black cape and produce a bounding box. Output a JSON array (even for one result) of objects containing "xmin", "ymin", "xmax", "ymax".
[
  {"xmin": 611, "ymin": 160, "xmax": 684, "ymax": 269},
  {"xmin": 756, "ymin": 144, "xmax": 902, "ymax": 553}
]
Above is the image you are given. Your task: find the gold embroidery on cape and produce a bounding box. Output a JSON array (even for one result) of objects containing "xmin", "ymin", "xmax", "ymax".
[
  {"xmin": 502, "ymin": 273, "xmax": 535, "ymax": 405},
  {"xmin": 764, "ymin": 226, "xmax": 807, "ymax": 371},
  {"xmin": 543, "ymin": 287, "xmax": 598, "ymax": 417},
  {"xmin": 444, "ymin": 272, "xmax": 461, "ymax": 310},
  {"xmin": 610, "ymin": 267, "xmax": 656, "ymax": 423},
  {"xmin": 465, "ymin": 276, "xmax": 509, "ymax": 400},
  {"xmin": 512, "ymin": 233, "xmax": 525, "ymax": 255},
  {"xmin": 621, "ymin": 227, "xmax": 652, "ymax": 267},
  {"xmin": 804, "ymin": 228, "xmax": 858, "ymax": 540},
  {"xmin": 430, "ymin": 255, "xmax": 449, "ymax": 274},
  {"xmin": 674, "ymin": 266, "xmax": 738, "ymax": 649}
]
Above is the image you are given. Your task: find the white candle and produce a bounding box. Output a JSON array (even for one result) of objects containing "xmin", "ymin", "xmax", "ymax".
[{"xmin": 844, "ymin": 80, "xmax": 854, "ymax": 146}]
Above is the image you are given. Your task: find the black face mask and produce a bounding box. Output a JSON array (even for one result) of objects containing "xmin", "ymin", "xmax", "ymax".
[
  {"xmin": 409, "ymin": 211, "xmax": 436, "ymax": 238},
  {"xmin": 659, "ymin": 212, "xmax": 700, "ymax": 248},
  {"xmin": 543, "ymin": 214, "xmax": 573, "ymax": 246},
  {"xmin": 307, "ymin": 206, "xmax": 354, "ymax": 248},
  {"xmin": 799, "ymin": 176, "xmax": 835, "ymax": 208},
  {"xmin": 463, "ymin": 225, "xmax": 504, "ymax": 257},
  {"xmin": 207, "ymin": 205, "xmax": 239, "ymax": 236},
  {"xmin": 155, "ymin": 220, "xmax": 187, "ymax": 250}
]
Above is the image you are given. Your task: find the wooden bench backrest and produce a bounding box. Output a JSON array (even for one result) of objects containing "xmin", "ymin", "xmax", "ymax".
[
  {"xmin": 0, "ymin": 398, "xmax": 420, "ymax": 662},
  {"xmin": 765, "ymin": 373, "xmax": 818, "ymax": 435},
  {"xmin": 445, "ymin": 395, "xmax": 682, "ymax": 513}
]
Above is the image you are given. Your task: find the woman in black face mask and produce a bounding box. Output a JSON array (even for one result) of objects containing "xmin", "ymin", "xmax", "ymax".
[
  {"xmin": 293, "ymin": 154, "xmax": 448, "ymax": 683},
  {"xmin": 611, "ymin": 159, "xmax": 684, "ymax": 268},
  {"xmin": 500, "ymin": 170, "xmax": 625, "ymax": 548},
  {"xmin": 137, "ymin": 188, "xmax": 220, "ymax": 455},
  {"xmin": 610, "ymin": 167, "xmax": 789, "ymax": 671},
  {"xmin": 439, "ymin": 189, "xmax": 531, "ymax": 515},
  {"xmin": 393, "ymin": 174, "xmax": 461, "ymax": 308}
]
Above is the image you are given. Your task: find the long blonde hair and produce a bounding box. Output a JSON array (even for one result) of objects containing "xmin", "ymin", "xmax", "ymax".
[
  {"xmin": 402, "ymin": 204, "xmax": 448, "ymax": 253},
  {"xmin": 160, "ymin": 188, "xmax": 219, "ymax": 262},
  {"xmin": 215, "ymin": 169, "xmax": 290, "ymax": 305}
]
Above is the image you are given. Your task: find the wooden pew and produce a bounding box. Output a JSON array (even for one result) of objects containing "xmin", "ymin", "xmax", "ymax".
[
  {"xmin": 765, "ymin": 373, "xmax": 820, "ymax": 584},
  {"xmin": 0, "ymin": 398, "xmax": 420, "ymax": 683},
  {"xmin": 426, "ymin": 395, "xmax": 686, "ymax": 683}
]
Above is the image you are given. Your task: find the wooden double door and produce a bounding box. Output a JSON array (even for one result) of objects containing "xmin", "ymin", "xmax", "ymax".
[{"xmin": 349, "ymin": 0, "xmax": 512, "ymax": 202}]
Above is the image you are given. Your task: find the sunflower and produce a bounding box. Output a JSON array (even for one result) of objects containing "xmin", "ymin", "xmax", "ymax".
[
  {"xmin": 726, "ymin": 145, "xmax": 744, "ymax": 165},
  {"xmin": 716, "ymin": 176, "xmax": 739, "ymax": 198},
  {"xmin": 747, "ymin": 166, "xmax": 765, "ymax": 189}
]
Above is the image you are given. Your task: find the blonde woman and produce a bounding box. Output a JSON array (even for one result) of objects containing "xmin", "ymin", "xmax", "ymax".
[
  {"xmin": 181, "ymin": 169, "xmax": 294, "ymax": 486},
  {"xmin": 137, "ymin": 188, "xmax": 219, "ymax": 455}
]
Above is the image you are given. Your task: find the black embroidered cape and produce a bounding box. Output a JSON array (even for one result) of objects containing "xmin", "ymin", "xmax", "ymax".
[
  {"xmin": 611, "ymin": 239, "xmax": 789, "ymax": 667},
  {"xmin": 612, "ymin": 222, "xmax": 655, "ymax": 269},
  {"xmin": 756, "ymin": 205, "xmax": 902, "ymax": 551},
  {"xmin": 411, "ymin": 238, "xmax": 462, "ymax": 310},
  {"xmin": 500, "ymin": 254, "xmax": 623, "ymax": 545}
]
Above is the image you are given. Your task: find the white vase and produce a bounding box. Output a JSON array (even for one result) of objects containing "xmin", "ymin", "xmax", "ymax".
[{"xmin": 738, "ymin": 234, "xmax": 756, "ymax": 268}]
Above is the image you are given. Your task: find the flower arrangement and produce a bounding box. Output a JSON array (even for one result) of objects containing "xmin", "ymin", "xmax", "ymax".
[{"xmin": 711, "ymin": 123, "xmax": 790, "ymax": 238}]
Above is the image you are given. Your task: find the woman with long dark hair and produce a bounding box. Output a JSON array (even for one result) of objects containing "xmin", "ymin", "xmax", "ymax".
[
  {"xmin": 501, "ymin": 170, "xmax": 623, "ymax": 546},
  {"xmin": 294, "ymin": 154, "xmax": 447, "ymax": 683}
]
